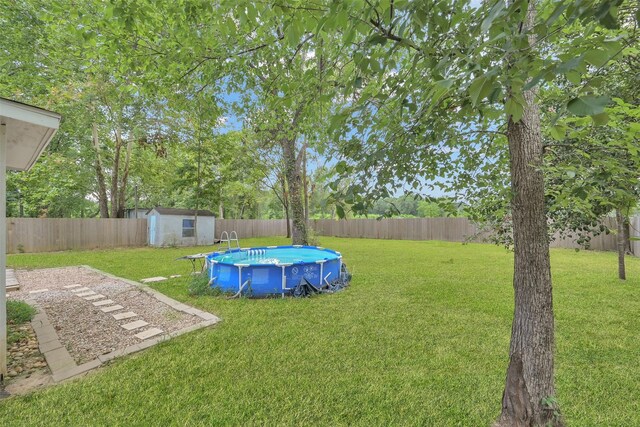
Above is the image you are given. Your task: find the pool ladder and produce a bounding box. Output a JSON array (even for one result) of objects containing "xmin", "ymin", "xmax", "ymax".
[{"xmin": 218, "ymin": 231, "xmax": 240, "ymax": 251}]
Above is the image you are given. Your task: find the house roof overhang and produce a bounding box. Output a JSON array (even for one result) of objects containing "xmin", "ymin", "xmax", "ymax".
[{"xmin": 0, "ymin": 97, "xmax": 62, "ymax": 171}]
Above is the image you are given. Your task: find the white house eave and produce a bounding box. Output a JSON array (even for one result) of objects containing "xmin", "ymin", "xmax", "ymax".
[
  {"xmin": 0, "ymin": 98, "xmax": 61, "ymax": 129},
  {"xmin": 0, "ymin": 98, "xmax": 62, "ymax": 172}
]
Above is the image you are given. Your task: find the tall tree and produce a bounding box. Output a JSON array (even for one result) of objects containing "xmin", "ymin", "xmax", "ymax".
[
  {"xmin": 101, "ymin": 1, "xmax": 346, "ymax": 243},
  {"xmin": 306, "ymin": 1, "xmax": 634, "ymax": 424},
  {"xmin": 2, "ymin": 0, "xmax": 180, "ymax": 218}
]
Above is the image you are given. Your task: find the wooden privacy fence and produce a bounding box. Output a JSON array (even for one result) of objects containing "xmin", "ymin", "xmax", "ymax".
[
  {"xmin": 548, "ymin": 217, "xmax": 618, "ymax": 251},
  {"xmin": 218, "ymin": 218, "xmax": 481, "ymax": 242},
  {"xmin": 216, "ymin": 219, "xmax": 289, "ymax": 238},
  {"xmin": 311, "ymin": 218, "xmax": 479, "ymax": 241},
  {"xmin": 6, "ymin": 217, "xmax": 621, "ymax": 254},
  {"xmin": 7, "ymin": 217, "xmax": 624, "ymax": 254},
  {"xmin": 7, "ymin": 218, "xmax": 148, "ymax": 254},
  {"xmin": 217, "ymin": 217, "xmax": 621, "ymax": 251},
  {"xmin": 217, "ymin": 218, "xmax": 479, "ymax": 242}
]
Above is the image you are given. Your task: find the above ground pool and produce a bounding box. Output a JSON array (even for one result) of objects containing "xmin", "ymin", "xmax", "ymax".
[{"xmin": 207, "ymin": 245, "xmax": 343, "ymax": 297}]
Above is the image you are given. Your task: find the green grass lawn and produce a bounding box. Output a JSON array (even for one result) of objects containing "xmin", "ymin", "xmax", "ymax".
[{"xmin": 2, "ymin": 237, "xmax": 639, "ymax": 426}]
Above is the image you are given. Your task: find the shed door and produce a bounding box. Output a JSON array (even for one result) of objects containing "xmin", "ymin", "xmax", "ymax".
[{"xmin": 149, "ymin": 215, "xmax": 157, "ymax": 246}]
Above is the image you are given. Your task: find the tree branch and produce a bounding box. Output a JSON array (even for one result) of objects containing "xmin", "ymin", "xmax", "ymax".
[{"xmin": 288, "ymin": 33, "xmax": 315, "ymax": 65}]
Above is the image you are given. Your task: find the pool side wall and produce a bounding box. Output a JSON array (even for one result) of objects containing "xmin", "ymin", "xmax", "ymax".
[{"xmin": 207, "ymin": 246, "xmax": 341, "ymax": 296}]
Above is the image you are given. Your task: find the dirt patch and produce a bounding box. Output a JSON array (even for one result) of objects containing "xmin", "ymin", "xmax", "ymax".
[{"xmin": 2, "ymin": 321, "xmax": 52, "ymax": 395}]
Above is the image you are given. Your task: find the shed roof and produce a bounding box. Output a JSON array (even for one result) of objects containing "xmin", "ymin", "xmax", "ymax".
[{"xmin": 149, "ymin": 207, "xmax": 215, "ymax": 217}]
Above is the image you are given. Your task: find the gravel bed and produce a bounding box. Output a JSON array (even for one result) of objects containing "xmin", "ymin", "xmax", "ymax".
[{"xmin": 12, "ymin": 267, "xmax": 201, "ymax": 364}]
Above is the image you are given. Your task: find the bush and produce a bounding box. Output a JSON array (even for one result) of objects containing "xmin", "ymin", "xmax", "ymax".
[
  {"xmin": 187, "ymin": 273, "xmax": 221, "ymax": 297},
  {"xmin": 7, "ymin": 300, "xmax": 36, "ymax": 325},
  {"xmin": 307, "ymin": 227, "xmax": 321, "ymax": 246}
]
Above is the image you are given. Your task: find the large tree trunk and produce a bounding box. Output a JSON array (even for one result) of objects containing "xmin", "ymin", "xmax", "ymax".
[
  {"xmin": 622, "ymin": 213, "xmax": 632, "ymax": 255},
  {"xmin": 499, "ymin": 95, "xmax": 560, "ymax": 427},
  {"xmin": 284, "ymin": 202, "xmax": 291, "ymax": 238},
  {"xmin": 303, "ymin": 145, "xmax": 309, "ymax": 222},
  {"xmin": 92, "ymin": 122, "xmax": 110, "ymax": 218},
  {"xmin": 497, "ymin": 3, "xmax": 561, "ymax": 426},
  {"xmin": 110, "ymin": 127, "xmax": 123, "ymax": 218},
  {"xmin": 282, "ymin": 137, "xmax": 307, "ymax": 245},
  {"xmin": 115, "ymin": 136, "xmax": 133, "ymax": 219},
  {"xmin": 279, "ymin": 172, "xmax": 291, "ymax": 238},
  {"xmin": 194, "ymin": 131, "xmax": 202, "ymax": 244},
  {"xmin": 239, "ymin": 199, "xmax": 246, "ymax": 219},
  {"xmin": 616, "ymin": 209, "xmax": 626, "ymax": 280}
]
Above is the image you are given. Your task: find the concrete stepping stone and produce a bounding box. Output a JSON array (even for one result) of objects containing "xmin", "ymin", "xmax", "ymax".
[
  {"xmin": 64, "ymin": 284, "xmax": 82, "ymax": 289},
  {"xmin": 84, "ymin": 294, "xmax": 105, "ymax": 301},
  {"xmin": 134, "ymin": 328, "xmax": 163, "ymax": 340},
  {"xmin": 29, "ymin": 289, "xmax": 49, "ymax": 294},
  {"xmin": 100, "ymin": 305, "xmax": 124, "ymax": 313},
  {"xmin": 121, "ymin": 320, "xmax": 149, "ymax": 331},
  {"xmin": 113, "ymin": 311, "xmax": 137, "ymax": 320},
  {"xmin": 70, "ymin": 287, "xmax": 90, "ymax": 292},
  {"xmin": 93, "ymin": 299, "xmax": 114, "ymax": 306},
  {"xmin": 43, "ymin": 347, "xmax": 76, "ymax": 373},
  {"xmin": 76, "ymin": 291, "xmax": 96, "ymax": 297},
  {"xmin": 6, "ymin": 269, "xmax": 20, "ymax": 291},
  {"xmin": 140, "ymin": 276, "xmax": 167, "ymax": 283}
]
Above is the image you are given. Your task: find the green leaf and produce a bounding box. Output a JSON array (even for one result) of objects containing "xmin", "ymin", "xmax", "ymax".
[
  {"xmin": 596, "ymin": 4, "xmax": 619, "ymax": 29},
  {"xmin": 584, "ymin": 49, "xmax": 609, "ymax": 67},
  {"xmin": 567, "ymin": 96, "xmax": 611, "ymax": 116},
  {"xmin": 488, "ymin": 87, "xmax": 502, "ymax": 103},
  {"xmin": 585, "ymin": 76, "xmax": 606, "ymax": 89},
  {"xmin": 368, "ymin": 34, "xmax": 387, "ymax": 45},
  {"xmin": 435, "ymin": 79, "xmax": 454, "ymax": 89},
  {"xmin": 414, "ymin": 8, "xmax": 427, "ymax": 26},
  {"xmin": 329, "ymin": 112, "xmax": 347, "ymax": 131},
  {"xmin": 246, "ymin": 4, "xmax": 257, "ymax": 22},
  {"xmin": 524, "ymin": 71, "xmax": 548, "ymax": 91},
  {"xmin": 468, "ymin": 76, "xmax": 493, "ymax": 106},
  {"xmin": 556, "ymin": 56, "xmax": 582, "ymax": 73},
  {"xmin": 545, "ymin": 2, "xmax": 569, "ymax": 26},
  {"xmin": 565, "ymin": 71, "xmax": 582, "ymax": 85},
  {"xmin": 369, "ymin": 58, "xmax": 381, "ymax": 73},
  {"xmin": 468, "ymin": 77, "xmax": 484, "ymax": 106},
  {"xmin": 335, "ymin": 161, "xmax": 347, "ymax": 174},
  {"xmin": 286, "ymin": 20, "xmax": 302, "ymax": 47},
  {"xmin": 591, "ymin": 112, "xmax": 609, "ymax": 126},
  {"xmin": 505, "ymin": 97, "xmax": 524, "ymax": 123},
  {"xmin": 549, "ymin": 124, "xmax": 566, "ymax": 141},
  {"xmin": 481, "ymin": 1, "xmax": 505, "ymax": 33},
  {"xmin": 335, "ymin": 10, "xmax": 348, "ymax": 28}
]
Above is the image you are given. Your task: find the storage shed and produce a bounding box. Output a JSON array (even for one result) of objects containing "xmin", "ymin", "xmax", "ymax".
[{"xmin": 147, "ymin": 207, "xmax": 215, "ymax": 247}]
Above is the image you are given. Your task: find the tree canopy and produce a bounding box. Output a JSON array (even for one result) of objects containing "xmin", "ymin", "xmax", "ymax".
[{"xmin": 2, "ymin": 1, "xmax": 639, "ymax": 424}]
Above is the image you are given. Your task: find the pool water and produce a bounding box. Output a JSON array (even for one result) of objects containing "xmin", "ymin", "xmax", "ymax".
[{"xmin": 214, "ymin": 247, "xmax": 340, "ymax": 265}]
